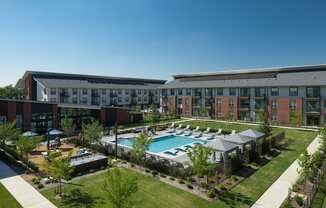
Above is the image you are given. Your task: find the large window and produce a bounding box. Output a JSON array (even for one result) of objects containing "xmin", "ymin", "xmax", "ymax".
[
  {"xmin": 72, "ymin": 88, "xmax": 78, "ymax": 95},
  {"xmin": 186, "ymin": 89, "xmax": 191, "ymax": 96},
  {"xmin": 289, "ymin": 87, "xmax": 298, "ymax": 96},
  {"xmin": 255, "ymin": 88, "xmax": 266, "ymax": 97},
  {"xmin": 271, "ymin": 87, "xmax": 279, "ymax": 96},
  {"xmin": 170, "ymin": 89, "xmax": 175, "ymax": 96},
  {"xmin": 205, "ymin": 88, "xmax": 213, "ymax": 97},
  {"xmin": 306, "ymin": 87, "xmax": 320, "ymax": 98},
  {"xmin": 289, "ymin": 100, "xmax": 296, "ymax": 111},
  {"xmin": 229, "ymin": 88, "xmax": 236, "ymax": 96},
  {"xmin": 50, "ymin": 88, "xmax": 56, "ymax": 95},
  {"xmin": 240, "ymin": 88, "xmax": 250, "ymax": 97},
  {"xmin": 216, "ymin": 88, "xmax": 223, "ymax": 96},
  {"xmin": 193, "ymin": 89, "xmax": 202, "ymax": 97},
  {"xmin": 178, "ymin": 89, "xmax": 183, "ymax": 96},
  {"xmin": 82, "ymin": 88, "xmax": 88, "ymax": 95},
  {"xmin": 0, "ymin": 116, "xmax": 7, "ymax": 125}
]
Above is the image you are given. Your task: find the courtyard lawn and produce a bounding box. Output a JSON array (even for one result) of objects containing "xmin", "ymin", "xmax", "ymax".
[
  {"xmin": 119, "ymin": 117, "xmax": 185, "ymax": 129},
  {"xmin": 0, "ymin": 183, "xmax": 21, "ymax": 208},
  {"xmin": 42, "ymin": 120, "xmax": 317, "ymax": 208},
  {"xmin": 311, "ymin": 173, "xmax": 326, "ymax": 208}
]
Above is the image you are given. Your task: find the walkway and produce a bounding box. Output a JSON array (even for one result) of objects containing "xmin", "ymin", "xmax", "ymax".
[
  {"xmin": 0, "ymin": 160, "xmax": 56, "ymax": 208},
  {"xmin": 251, "ymin": 135, "xmax": 321, "ymax": 208}
]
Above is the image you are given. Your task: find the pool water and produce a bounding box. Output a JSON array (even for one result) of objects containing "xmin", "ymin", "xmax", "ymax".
[{"xmin": 117, "ymin": 135, "xmax": 205, "ymax": 153}]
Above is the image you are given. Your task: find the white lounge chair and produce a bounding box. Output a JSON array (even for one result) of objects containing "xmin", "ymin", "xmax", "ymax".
[
  {"xmin": 184, "ymin": 125, "xmax": 190, "ymax": 130},
  {"xmin": 164, "ymin": 149, "xmax": 178, "ymax": 156},
  {"xmin": 203, "ymin": 133, "xmax": 215, "ymax": 140},
  {"xmin": 169, "ymin": 122, "xmax": 175, "ymax": 128},
  {"xmin": 204, "ymin": 127, "xmax": 211, "ymax": 134},
  {"xmin": 193, "ymin": 126, "xmax": 200, "ymax": 132},
  {"xmin": 193, "ymin": 132, "xmax": 203, "ymax": 138},
  {"xmin": 175, "ymin": 146, "xmax": 188, "ymax": 152},
  {"xmin": 176, "ymin": 129, "xmax": 185, "ymax": 135},
  {"xmin": 176, "ymin": 124, "xmax": 183, "ymax": 129},
  {"xmin": 231, "ymin": 130, "xmax": 236, "ymax": 135},
  {"xmin": 216, "ymin": 129, "xmax": 222, "ymax": 135},
  {"xmin": 167, "ymin": 128, "xmax": 176, "ymax": 133},
  {"xmin": 183, "ymin": 130, "xmax": 192, "ymax": 136}
]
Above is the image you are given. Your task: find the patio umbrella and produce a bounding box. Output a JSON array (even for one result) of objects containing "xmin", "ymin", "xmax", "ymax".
[
  {"xmin": 22, "ymin": 131, "xmax": 38, "ymax": 137},
  {"xmin": 48, "ymin": 129, "xmax": 63, "ymax": 136}
]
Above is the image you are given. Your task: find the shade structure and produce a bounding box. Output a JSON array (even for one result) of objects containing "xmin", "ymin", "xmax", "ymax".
[
  {"xmin": 205, "ymin": 136, "xmax": 238, "ymax": 153},
  {"xmin": 239, "ymin": 129, "xmax": 265, "ymax": 140},
  {"xmin": 48, "ymin": 129, "xmax": 64, "ymax": 136},
  {"xmin": 22, "ymin": 131, "xmax": 38, "ymax": 137},
  {"xmin": 222, "ymin": 133, "xmax": 252, "ymax": 145}
]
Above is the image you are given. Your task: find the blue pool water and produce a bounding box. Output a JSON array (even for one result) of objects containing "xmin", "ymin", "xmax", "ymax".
[{"xmin": 117, "ymin": 135, "xmax": 205, "ymax": 153}]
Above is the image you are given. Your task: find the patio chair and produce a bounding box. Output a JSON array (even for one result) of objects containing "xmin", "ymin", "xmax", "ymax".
[
  {"xmin": 175, "ymin": 146, "xmax": 188, "ymax": 152},
  {"xmin": 203, "ymin": 134, "xmax": 215, "ymax": 140},
  {"xmin": 231, "ymin": 130, "xmax": 236, "ymax": 135},
  {"xmin": 167, "ymin": 128, "xmax": 176, "ymax": 133},
  {"xmin": 193, "ymin": 132, "xmax": 203, "ymax": 138},
  {"xmin": 169, "ymin": 122, "xmax": 175, "ymax": 128},
  {"xmin": 183, "ymin": 130, "xmax": 192, "ymax": 136},
  {"xmin": 176, "ymin": 129, "xmax": 185, "ymax": 135},
  {"xmin": 203, "ymin": 127, "xmax": 211, "ymax": 134},
  {"xmin": 164, "ymin": 149, "xmax": 179, "ymax": 156},
  {"xmin": 184, "ymin": 125, "xmax": 190, "ymax": 130},
  {"xmin": 193, "ymin": 126, "xmax": 200, "ymax": 132},
  {"xmin": 176, "ymin": 124, "xmax": 183, "ymax": 129},
  {"xmin": 216, "ymin": 129, "xmax": 222, "ymax": 135}
]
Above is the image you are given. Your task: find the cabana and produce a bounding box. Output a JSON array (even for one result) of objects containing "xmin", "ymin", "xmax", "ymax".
[
  {"xmin": 205, "ymin": 137, "xmax": 239, "ymax": 172},
  {"xmin": 221, "ymin": 133, "xmax": 253, "ymax": 163},
  {"xmin": 239, "ymin": 129, "xmax": 265, "ymax": 156}
]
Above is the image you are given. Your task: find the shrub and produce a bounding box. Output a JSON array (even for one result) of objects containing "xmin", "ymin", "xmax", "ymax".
[
  {"xmin": 169, "ymin": 177, "xmax": 175, "ymax": 181},
  {"xmin": 216, "ymin": 184, "xmax": 227, "ymax": 191},
  {"xmin": 160, "ymin": 173, "xmax": 166, "ymax": 178},
  {"xmin": 145, "ymin": 169, "xmax": 151, "ymax": 173},
  {"xmin": 152, "ymin": 171, "xmax": 158, "ymax": 176},
  {"xmin": 294, "ymin": 195, "xmax": 304, "ymax": 206},
  {"xmin": 37, "ymin": 183, "xmax": 44, "ymax": 189},
  {"xmin": 186, "ymin": 183, "xmax": 194, "ymax": 189},
  {"xmin": 207, "ymin": 189, "xmax": 216, "ymax": 198},
  {"xmin": 178, "ymin": 179, "xmax": 185, "ymax": 184}
]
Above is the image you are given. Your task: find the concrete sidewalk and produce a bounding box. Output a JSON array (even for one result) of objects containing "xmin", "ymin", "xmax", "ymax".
[
  {"xmin": 251, "ymin": 135, "xmax": 321, "ymax": 208},
  {"xmin": 0, "ymin": 160, "xmax": 56, "ymax": 208}
]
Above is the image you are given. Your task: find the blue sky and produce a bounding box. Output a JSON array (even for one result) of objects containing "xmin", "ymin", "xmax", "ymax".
[{"xmin": 1, "ymin": 0, "xmax": 326, "ymax": 86}]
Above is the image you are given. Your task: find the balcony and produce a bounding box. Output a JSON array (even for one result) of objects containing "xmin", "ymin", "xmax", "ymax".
[{"xmin": 306, "ymin": 101, "xmax": 321, "ymax": 114}]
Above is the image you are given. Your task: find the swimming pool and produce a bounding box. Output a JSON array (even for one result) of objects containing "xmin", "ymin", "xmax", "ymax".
[{"xmin": 117, "ymin": 135, "xmax": 205, "ymax": 153}]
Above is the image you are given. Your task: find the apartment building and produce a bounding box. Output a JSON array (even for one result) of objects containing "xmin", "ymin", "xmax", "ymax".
[
  {"xmin": 16, "ymin": 71, "xmax": 166, "ymax": 108},
  {"xmin": 159, "ymin": 65, "xmax": 326, "ymax": 126}
]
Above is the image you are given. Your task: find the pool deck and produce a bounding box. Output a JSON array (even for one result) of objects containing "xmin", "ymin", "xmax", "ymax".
[{"xmin": 101, "ymin": 130, "xmax": 217, "ymax": 165}]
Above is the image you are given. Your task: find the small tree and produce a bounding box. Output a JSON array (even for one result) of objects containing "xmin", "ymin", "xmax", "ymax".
[
  {"xmin": 103, "ymin": 168, "xmax": 138, "ymax": 208},
  {"xmin": 320, "ymin": 127, "xmax": 326, "ymax": 153},
  {"xmin": 297, "ymin": 150, "xmax": 312, "ymax": 186},
  {"xmin": 61, "ymin": 116, "xmax": 75, "ymax": 137},
  {"xmin": 187, "ymin": 145, "xmax": 213, "ymax": 184},
  {"xmin": 82, "ymin": 120, "xmax": 104, "ymax": 146},
  {"xmin": 147, "ymin": 104, "xmax": 160, "ymax": 132},
  {"xmin": 16, "ymin": 136, "xmax": 41, "ymax": 162},
  {"xmin": 0, "ymin": 122, "xmax": 20, "ymax": 148},
  {"xmin": 132, "ymin": 133, "xmax": 152, "ymax": 164},
  {"xmin": 47, "ymin": 156, "xmax": 74, "ymax": 196},
  {"xmin": 259, "ymin": 111, "xmax": 272, "ymax": 136}
]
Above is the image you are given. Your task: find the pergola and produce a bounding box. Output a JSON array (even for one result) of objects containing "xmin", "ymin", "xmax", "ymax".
[
  {"xmin": 205, "ymin": 137, "xmax": 239, "ymax": 171},
  {"xmin": 239, "ymin": 129, "xmax": 265, "ymax": 155},
  {"xmin": 221, "ymin": 134, "xmax": 253, "ymax": 151}
]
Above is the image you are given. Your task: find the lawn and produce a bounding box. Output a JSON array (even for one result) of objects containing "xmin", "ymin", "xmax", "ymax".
[
  {"xmin": 119, "ymin": 117, "xmax": 185, "ymax": 129},
  {"xmin": 0, "ymin": 183, "xmax": 21, "ymax": 208},
  {"xmin": 311, "ymin": 173, "xmax": 326, "ymax": 208},
  {"xmin": 42, "ymin": 120, "xmax": 317, "ymax": 208}
]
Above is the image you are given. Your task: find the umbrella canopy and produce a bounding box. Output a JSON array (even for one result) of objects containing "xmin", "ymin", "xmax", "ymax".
[
  {"xmin": 205, "ymin": 136, "xmax": 238, "ymax": 153},
  {"xmin": 22, "ymin": 131, "xmax": 38, "ymax": 137},
  {"xmin": 239, "ymin": 129, "xmax": 265, "ymax": 140},
  {"xmin": 222, "ymin": 134, "xmax": 252, "ymax": 145},
  {"xmin": 48, "ymin": 129, "xmax": 64, "ymax": 136}
]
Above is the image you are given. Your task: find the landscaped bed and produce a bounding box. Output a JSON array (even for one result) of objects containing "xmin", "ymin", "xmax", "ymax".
[
  {"xmin": 41, "ymin": 120, "xmax": 317, "ymax": 208},
  {"xmin": 0, "ymin": 183, "xmax": 21, "ymax": 208}
]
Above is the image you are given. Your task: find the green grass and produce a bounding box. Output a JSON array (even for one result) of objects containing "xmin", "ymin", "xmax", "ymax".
[
  {"xmin": 0, "ymin": 183, "xmax": 21, "ymax": 208},
  {"xmin": 42, "ymin": 120, "xmax": 317, "ymax": 208},
  {"xmin": 311, "ymin": 173, "xmax": 326, "ymax": 208},
  {"xmin": 119, "ymin": 117, "xmax": 185, "ymax": 129}
]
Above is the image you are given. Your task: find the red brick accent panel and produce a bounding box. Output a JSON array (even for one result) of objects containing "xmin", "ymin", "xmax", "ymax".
[
  {"xmin": 182, "ymin": 96, "xmax": 187, "ymax": 115},
  {"xmin": 7, "ymin": 101, "xmax": 16, "ymax": 123},
  {"xmin": 117, "ymin": 109, "xmax": 129, "ymax": 124},
  {"xmin": 23, "ymin": 102, "xmax": 32, "ymax": 131},
  {"xmin": 211, "ymin": 97, "xmax": 216, "ymax": 119},
  {"xmin": 167, "ymin": 96, "xmax": 177, "ymax": 113},
  {"xmin": 221, "ymin": 96, "xmax": 229, "ymax": 119},
  {"xmin": 277, "ymin": 98, "xmax": 290, "ymax": 124},
  {"xmin": 52, "ymin": 105, "xmax": 58, "ymax": 129}
]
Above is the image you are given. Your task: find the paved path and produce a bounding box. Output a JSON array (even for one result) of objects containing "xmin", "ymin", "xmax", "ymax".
[
  {"xmin": 0, "ymin": 160, "xmax": 56, "ymax": 208},
  {"xmin": 251, "ymin": 135, "xmax": 321, "ymax": 208}
]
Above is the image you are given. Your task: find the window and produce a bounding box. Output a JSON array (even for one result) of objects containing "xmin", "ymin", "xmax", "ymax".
[
  {"xmin": 229, "ymin": 98, "xmax": 234, "ymax": 107},
  {"xmin": 178, "ymin": 89, "xmax": 183, "ymax": 96},
  {"xmin": 72, "ymin": 97, "xmax": 78, "ymax": 104},
  {"xmin": 101, "ymin": 97, "xmax": 106, "ymax": 104},
  {"xmin": 271, "ymin": 100, "xmax": 277, "ymax": 109},
  {"xmin": 50, "ymin": 98, "xmax": 56, "ymax": 103},
  {"xmin": 216, "ymin": 98, "xmax": 222, "ymax": 112},
  {"xmin": 271, "ymin": 111, "xmax": 277, "ymax": 121},
  {"xmin": 289, "ymin": 87, "xmax": 298, "ymax": 96},
  {"xmin": 118, "ymin": 89, "xmax": 122, "ymax": 95},
  {"xmin": 255, "ymin": 88, "xmax": 266, "ymax": 97},
  {"xmin": 72, "ymin": 88, "xmax": 78, "ymax": 95},
  {"xmin": 50, "ymin": 88, "xmax": 56, "ymax": 95},
  {"xmin": 138, "ymin": 90, "xmax": 142, "ymax": 95},
  {"xmin": 125, "ymin": 97, "xmax": 130, "ymax": 102},
  {"xmin": 240, "ymin": 88, "xmax": 250, "ymax": 97},
  {"xmin": 193, "ymin": 89, "xmax": 202, "ymax": 97},
  {"xmin": 229, "ymin": 88, "xmax": 236, "ymax": 96},
  {"xmin": 125, "ymin": 90, "xmax": 129, "ymax": 95},
  {"xmin": 144, "ymin": 90, "xmax": 147, "ymax": 95},
  {"xmin": 81, "ymin": 97, "xmax": 88, "ymax": 104},
  {"xmin": 186, "ymin": 89, "xmax": 191, "ymax": 96},
  {"xmin": 82, "ymin": 89, "xmax": 88, "ymax": 95},
  {"xmin": 271, "ymin": 87, "xmax": 279, "ymax": 96},
  {"xmin": 306, "ymin": 87, "xmax": 320, "ymax": 98},
  {"xmin": 289, "ymin": 100, "xmax": 297, "ymax": 110},
  {"xmin": 216, "ymin": 88, "xmax": 223, "ymax": 96},
  {"xmin": 170, "ymin": 89, "xmax": 175, "ymax": 96},
  {"xmin": 137, "ymin": 97, "xmax": 142, "ymax": 102},
  {"xmin": 101, "ymin": 89, "xmax": 106, "ymax": 95},
  {"xmin": 0, "ymin": 116, "xmax": 6, "ymax": 125},
  {"xmin": 144, "ymin": 97, "xmax": 148, "ymax": 102},
  {"xmin": 118, "ymin": 97, "xmax": 122, "ymax": 102},
  {"xmin": 205, "ymin": 88, "xmax": 212, "ymax": 97}
]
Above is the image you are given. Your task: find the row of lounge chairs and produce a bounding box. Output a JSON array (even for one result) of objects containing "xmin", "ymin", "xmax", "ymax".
[
  {"xmin": 167, "ymin": 123, "xmax": 236, "ymax": 137},
  {"xmin": 163, "ymin": 141, "xmax": 205, "ymax": 156}
]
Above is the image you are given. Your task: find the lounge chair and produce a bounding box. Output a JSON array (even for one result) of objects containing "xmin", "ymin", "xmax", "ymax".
[
  {"xmin": 184, "ymin": 125, "xmax": 190, "ymax": 130},
  {"xmin": 176, "ymin": 129, "xmax": 185, "ymax": 135},
  {"xmin": 216, "ymin": 129, "xmax": 222, "ymax": 135},
  {"xmin": 193, "ymin": 132, "xmax": 203, "ymax": 138},
  {"xmin": 193, "ymin": 126, "xmax": 200, "ymax": 132},
  {"xmin": 231, "ymin": 130, "xmax": 236, "ymax": 135},
  {"xmin": 203, "ymin": 134, "xmax": 215, "ymax": 140},
  {"xmin": 203, "ymin": 127, "xmax": 211, "ymax": 134},
  {"xmin": 169, "ymin": 122, "xmax": 175, "ymax": 128},
  {"xmin": 164, "ymin": 149, "xmax": 179, "ymax": 156},
  {"xmin": 167, "ymin": 127, "xmax": 176, "ymax": 133},
  {"xmin": 176, "ymin": 124, "xmax": 183, "ymax": 129},
  {"xmin": 175, "ymin": 146, "xmax": 188, "ymax": 152},
  {"xmin": 183, "ymin": 130, "xmax": 192, "ymax": 136}
]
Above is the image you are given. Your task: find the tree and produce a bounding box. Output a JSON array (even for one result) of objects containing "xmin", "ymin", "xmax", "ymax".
[
  {"xmin": 259, "ymin": 111, "xmax": 272, "ymax": 136},
  {"xmin": 82, "ymin": 120, "xmax": 104, "ymax": 146},
  {"xmin": 297, "ymin": 150, "xmax": 312, "ymax": 186},
  {"xmin": 61, "ymin": 116, "xmax": 75, "ymax": 137},
  {"xmin": 0, "ymin": 85, "xmax": 23, "ymax": 100},
  {"xmin": 147, "ymin": 104, "xmax": 160, "ymax": 132},
  {"xmin": 47, "ymin": 156, "xmax": 74, "ymax": 196},
  {"xmin": 0, "ymin": 122, "xmax": 20, "ymax": 148},
  {"xmin": 103, "ymin": 168, "xmax": 138, "ymax": 208},
  {"xmin": 16, "ymin": 136, "xmax": 41, "ymax": 162},
  {"xmin": 132, "ymin": 133, "xmax": 152, "ymax": 163},
  {"xmin": 319, "ymin": 127, "xmax": 326, "ymax": 153},
  {"xmin": 187, "ymin": 145, "xmax": 213, "ymax": 184}
]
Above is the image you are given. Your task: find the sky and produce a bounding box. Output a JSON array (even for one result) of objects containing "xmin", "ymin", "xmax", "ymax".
[{"xmin": 1, "ymin": 0, "xmax": 326, "ymax": 86}]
